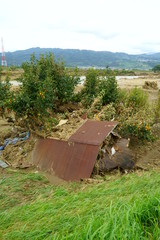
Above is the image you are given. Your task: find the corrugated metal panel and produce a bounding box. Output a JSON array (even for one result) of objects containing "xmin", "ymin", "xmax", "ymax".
[
  {"xmin": 32, "ymin": 138, "xmax": 99, "ymax": 181},
  {"xmin": 69, "ymin": 120, "xmax": 118, "ymax": 146},
  {"xmin": 32, "ymin": 120, "xmax": 118, "ymax": 182}
]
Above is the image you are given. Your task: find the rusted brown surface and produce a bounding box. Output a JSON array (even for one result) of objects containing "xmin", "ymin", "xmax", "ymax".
[
  {"xmin": 32, "ymin": 138, "xmax": 99, "ymax": 181},
  {"xmin": 32, "ymin": 120, "xmax": 118, "ymax": 182},
  {"xmin": 69, "ymin": 120, "xmax": 118, "ymax": 146}
]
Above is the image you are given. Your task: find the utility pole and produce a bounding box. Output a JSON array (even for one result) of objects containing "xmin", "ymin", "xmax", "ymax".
[{"xmin": 1, "ymin": 38, "xmax": 7, "ymax": 67}]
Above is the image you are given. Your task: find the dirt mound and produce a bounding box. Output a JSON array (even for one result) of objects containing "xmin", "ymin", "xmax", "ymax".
[{"xmin": 143, "ymin": 81, "xmax": 158, "ymax": 90}]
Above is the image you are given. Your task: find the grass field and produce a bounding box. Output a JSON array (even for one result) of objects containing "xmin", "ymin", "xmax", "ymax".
[{"xmin": 1, "ymin": 169, "xmax": 160, "ymax": 239}]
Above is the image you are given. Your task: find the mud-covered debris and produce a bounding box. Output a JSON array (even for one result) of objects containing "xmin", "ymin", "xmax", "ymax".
[
  {"xmin": 57, "ymin": 119, "xmax": 68, "ymax": 127},
  {"xmin": 2, "ymin": 132, "xmax": 29, "ymax": 147},
  {"xmin": 33, "ymin": 120, "xmax": 136, "ymax": 182},
  {"xmin": 0, "ymin": 160, "xmax": 9, "ymax": 168},
  {"xmin": 143, "ymin": 81, "xmax": 158, "ymax": 90},
  {"xmin": 1, "ymin": 136, "xmax": 36, "ymax": 168},
  {"xmin": 33, "ymin": 120, "xmax": 118, "ymax": 181},
  {"xmin": 14, "ymin": 161, "xmax": 33, "ymax": 169},
  {"xmin": 93, "ymin": 137, "xmax": 135, "ymax": 175},
  {"xmin": 0, "ymin": 132, "xmax": 30, "ymax": 155}
]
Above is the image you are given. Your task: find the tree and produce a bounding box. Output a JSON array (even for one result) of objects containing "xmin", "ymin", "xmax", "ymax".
[
  {"xmin": 11, "ymin": 53, "xmax": 79, "ymax": 119},
  {"xmin": 83, "ymin": 68, "xmax": 98, "ymax": 96},
  {"xmin": 80, "ymin": 68, "xmax": 99, "ymax": 107},
  {"xmin": 152, "ymin": 64, "xmax": 160, "ymax": 72},
  {"xmin": 0, "ymin": 75, "xmax": 12, "ymax": 117},
  {"xmin": 99, "ymin": 76, "xmax": 118, "ymax": 105}
]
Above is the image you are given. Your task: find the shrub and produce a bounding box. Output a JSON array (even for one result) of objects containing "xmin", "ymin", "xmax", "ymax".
[
  {"xmin": 81, "ymin": 68, "xmax": 98, "ymax": 107},
  {"xmin": 99, "ymin": 76, "xmax": 118, "ymax": 105},
  {"xmin": 127, "ymin": 87, "xmax": 148, "ymax": 110},
  {"xmin": 117, "ymin": 109, "xmax": 154, "ymax": 141},
  {"xmin": 0, "ymin": 76, "xmax": 12, "ymax": 117},
  {"xmin": 91, "ymin": 97, "xmax": 103, "ymax": 111},
  {"xmin": 83, "ymin": 68, "xmax": 98, "ymax": 96},
  {"xmin": 9, "ymin": 65, "xmax": 17, "ymax": 71},
  {"xmin": 86, "ymin": 97, "xmax": 103, "ymax": 119},
  {"xmin": 81, "ymin": 95, "xmax": 95, "ymax": 108},
  {"xmin": 117, "ymin": 88, "xmax": 128, "ymax": 104},
  {"xmin": 11, "ymin": 53, "xmax": 79, "ymax": 120},
  {"xmin": 99, "ymin": 103, "xmax": 116, "ymax": 121},
  {"xmin": 154, "ymin": 92, "xmax": 160, "ymax": 122}
]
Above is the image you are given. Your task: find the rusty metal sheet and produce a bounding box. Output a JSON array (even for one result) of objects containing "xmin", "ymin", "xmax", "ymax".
[
  {"xmin": 32, "ymin": 138, "xmax": 99, "ymax": 181},
  {"xmin": 69, "ymin": 120, "xmax": 118, "ymax": 146}
]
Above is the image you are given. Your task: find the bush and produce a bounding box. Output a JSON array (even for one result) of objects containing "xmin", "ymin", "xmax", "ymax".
[
  {"xmin": 11, "ymin": 53, "xmax": 79, "ymax": 120},
  {"xmin": 83, "ymin": 68, "xmax": 98, "ymax": 96},
  {"xmin": 127, "ymin": 87, "xmax": 148, "ymax": 110},
  {"xmin": 117, "ymin": 88, "xmax": 128, "ymax": 104},
  {"xmin": 0, "ymin": 76, "xmax": 12, "ymax": 117},
  {"xmin": 154, "ymin": 92, "xmax": 160, "ymax": 122},
  {"xmin": 86, "ymin": 97, "xmax": 103, "ymax": 119},
  {"xmin": 99, "ymin": 103, "xmax": 116, "ymax": 121},
  {"xmin": 117, "ymin": 109, "xmax": 154, "ymax": 141},
  {"xmin": 81, "ymin": 68, "xmax": 98, "ymax": 107},
  {"xmin": 99, "ymin": 76, "xmax": 118, "ymax": 105}
]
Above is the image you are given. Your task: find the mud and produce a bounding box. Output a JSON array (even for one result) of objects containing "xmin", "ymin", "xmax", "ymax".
[{"xmin": 0, "ymin": 118, "xmax": 36, "ymax": 168}]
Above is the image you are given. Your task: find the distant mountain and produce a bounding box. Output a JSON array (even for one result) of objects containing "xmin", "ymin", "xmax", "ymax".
[{"xmin": 2, "ymin": 47, "xmax": 160, "ymax": 69}]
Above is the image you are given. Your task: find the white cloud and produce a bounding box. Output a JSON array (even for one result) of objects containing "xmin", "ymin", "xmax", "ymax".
[{"xmin": 0, "ymin": 0, "xmax": 160, "ymax": 53}]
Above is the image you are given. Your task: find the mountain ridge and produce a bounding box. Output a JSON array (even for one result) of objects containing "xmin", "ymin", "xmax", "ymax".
[{"xmin": 2, "ymin": 47, "xmax": 160, "ymax": 69}]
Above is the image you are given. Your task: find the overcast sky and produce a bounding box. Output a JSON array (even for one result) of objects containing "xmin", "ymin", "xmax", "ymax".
[{"xmin": 0, "ymin": 0, "xmax": 160, "ymax": 54}]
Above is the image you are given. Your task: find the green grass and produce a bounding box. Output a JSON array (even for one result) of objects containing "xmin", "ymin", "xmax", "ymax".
[{"xmin": 1, "ymin": 170, "xmax": 160, "ymax": 239}]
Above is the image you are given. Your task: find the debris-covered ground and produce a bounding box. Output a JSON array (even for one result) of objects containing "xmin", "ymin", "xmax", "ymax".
[
  {"xmin": 0, "ymin": 113, "xmax": 160, "ymax": 181},
  {"xmin": 0, "ymin": 119, "xmax": 35, "ymax": 169}
]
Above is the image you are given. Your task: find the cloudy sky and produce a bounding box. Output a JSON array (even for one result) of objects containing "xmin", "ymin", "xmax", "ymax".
[{"xmin": 0, "ymin": 0, "xmax": 160, "ymax": 54}]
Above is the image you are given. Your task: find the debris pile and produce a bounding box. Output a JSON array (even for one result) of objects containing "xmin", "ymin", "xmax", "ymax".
[
  {"xmin": 33, "ymin": 120, "xmax": 135, "ymax": 182},
  {"xmin": 0, "ymin": 132, "xmax": 29, "ymax": 154},
  {"xmin": 93, "ymin": 133, "xmax": 134, "ymax": 175},
  {"xmin": 0, "ymin": 119, "xmax": 35, "ymax": 169},
  {"xmin": 48, "ymin": 111, "xmax": 85, "ymax": 140},
  {"xmin": 143, "ymin": 81, "xmax": 158, "ymax": 90}
]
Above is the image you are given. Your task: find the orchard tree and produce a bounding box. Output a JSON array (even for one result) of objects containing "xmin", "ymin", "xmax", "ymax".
[
  {"xmin": 99, "ymin": 76, "xmax": 118, "ymax": 105},
  {"xmin": 11, "ymin": 53, "xmax": 79, "ymax": 119}
]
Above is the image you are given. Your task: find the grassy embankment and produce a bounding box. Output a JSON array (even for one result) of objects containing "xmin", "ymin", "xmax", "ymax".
[{"xmin": 1, "ymin": 169, "xmax": 160, "ymax": 239}]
